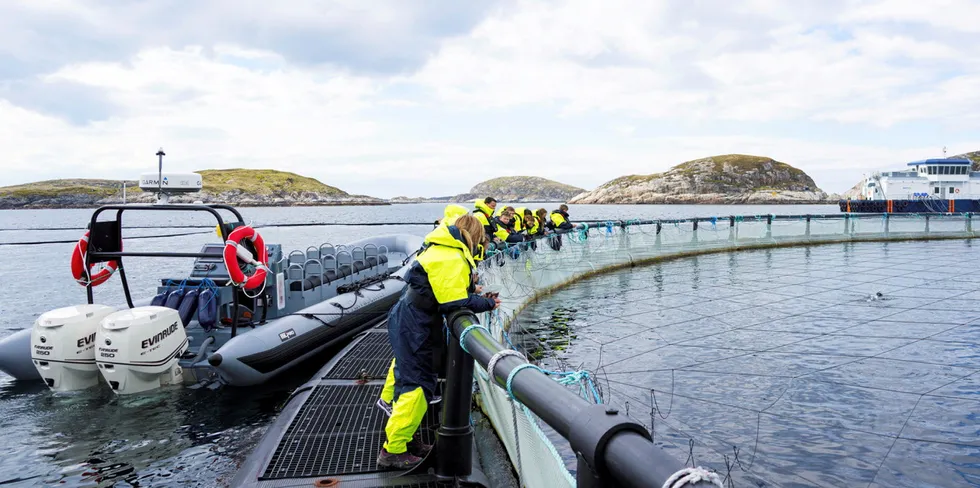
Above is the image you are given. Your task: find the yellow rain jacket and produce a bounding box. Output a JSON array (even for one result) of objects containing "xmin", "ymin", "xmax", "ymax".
[
  {"xmin": 473, "ymin": 199, "xmax": 498, "ymax": 238},
  {"xmin": 441, "ymin": 204, "xmax": 469, "ymax": 227},
  {"xmin": 383, "ymin": 224, "xmax": 495, "ymax": 454},
  {"xmin": 550, "ymin": 209, "xmax": 572, "ymax": 230},
  {"xmin": 513, "ymin": 207, "xmax": 529, "ymax": 232}
]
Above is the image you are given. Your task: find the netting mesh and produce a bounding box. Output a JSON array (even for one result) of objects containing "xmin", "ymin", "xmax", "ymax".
[{"xmin": 471, "ymin": 213, "xmax": 978, "ymax": 488}]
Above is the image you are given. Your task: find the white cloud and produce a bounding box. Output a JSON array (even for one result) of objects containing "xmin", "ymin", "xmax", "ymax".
[
  {"xmin": 0, "ymin": 0, "xmax": 978, "ymax": 198},
  {"xmin": 410, "ymin": 0, "xmax": 978, "ymax": 126},
  {"xmin": 1, "ymin": 46, "xmax": 380, "ymax": 178}
]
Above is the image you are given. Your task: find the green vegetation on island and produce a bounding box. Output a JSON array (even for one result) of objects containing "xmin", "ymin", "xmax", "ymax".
[
  {"xmin": 390, "ymin": 176, "xmax": 585, "ymax": 204},
  {"xmin": 570, "ymin": 154, "xmax": 829, "ymax": 204},
  {"xmin": 956, "ymin": 151, "xmax": 980, "ymax": 170},
  {"xmin": 0, "ymin": 169, "xmax": 384, "ymax": 209}
]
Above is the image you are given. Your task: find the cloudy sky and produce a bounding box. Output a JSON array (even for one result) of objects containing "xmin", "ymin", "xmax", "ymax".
[{"xmin": 1, "ymin": 0, "xmax": 978, "ymax": 197}]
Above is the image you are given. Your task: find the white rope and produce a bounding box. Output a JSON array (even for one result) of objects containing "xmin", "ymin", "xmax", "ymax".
[
  {"xmin": 487, "ymin": 349, "xmax": 526, "ymax": 382},
  {"xmin": 662, "ymin": 467, "xmax": 724, "ymax": 488}
]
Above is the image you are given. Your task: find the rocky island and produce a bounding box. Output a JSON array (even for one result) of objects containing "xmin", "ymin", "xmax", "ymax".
[
  {"xmin": 959, "ymin": 151, "xmax": 980, "ymax": 169},
  {"xmin": 452, "ymin": 176, "xmax": 584, "ymax": 203},
  {"xmin": 0, "ymin": 169, "xmax": 385, "ymax": 209},
  {"xmin": 569, "ymin": 154, "xmax": 830, "ymax": 204},
  {"xmin": 389, "ymin": 176, "xmax": 585, "ymax": 204}
]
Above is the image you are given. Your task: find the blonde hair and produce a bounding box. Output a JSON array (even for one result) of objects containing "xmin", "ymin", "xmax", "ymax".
[
  {"xmin": 502, "ymin": 206, "xmax": 516, "ymax": 216},
  {"xmin": 453, "ymin": 214, "xmax": 487, "ymax": 255}
]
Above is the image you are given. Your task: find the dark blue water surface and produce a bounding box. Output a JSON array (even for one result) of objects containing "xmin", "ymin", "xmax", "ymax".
[
  {"xmin": 514, "ymin": 240, "xmax": 980, "ymax": 487},
  {"xmin": 0, "ymin": 203, "xmax": 841, "ymax": 487}
]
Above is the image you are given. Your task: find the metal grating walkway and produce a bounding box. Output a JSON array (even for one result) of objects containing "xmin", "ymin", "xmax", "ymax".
[
  {"xmin": 326, "ymin": 331, "xmax": 393, "ymax": 379},
  {"xmin": 260, "ymin": 329, "xmax": 441, "ymax": 482}
]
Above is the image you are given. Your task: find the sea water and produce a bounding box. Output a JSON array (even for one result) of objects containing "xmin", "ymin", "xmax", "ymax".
[
  {"xmin": 0, "ymin": 203, "xmax": 836, "ymax": 486},
  {"xmin": 513, "ymin": 239, "xmax": 980, "ymax": 487}
]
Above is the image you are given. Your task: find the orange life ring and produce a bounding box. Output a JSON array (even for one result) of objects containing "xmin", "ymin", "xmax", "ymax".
[
  {"xmin": 223, "ymin": 226, "xmax": 269, "ymax": 289},
  {"xmin": 70, "ymin": 230, "xmax": 119, "ymax": 287}
]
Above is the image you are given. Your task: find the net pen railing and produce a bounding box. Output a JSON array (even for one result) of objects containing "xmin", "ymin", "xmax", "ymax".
[{"xmin": 468, "ymin": 212, "xmax": 978, "ymax": 488}]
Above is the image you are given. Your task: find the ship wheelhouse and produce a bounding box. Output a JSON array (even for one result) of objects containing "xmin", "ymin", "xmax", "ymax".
[{"xmin": 863, "ymin": 157, "xmax": 976, "ymax": 201}]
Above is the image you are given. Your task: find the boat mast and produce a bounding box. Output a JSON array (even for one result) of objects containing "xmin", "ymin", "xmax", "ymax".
[{"xmin": 156, "ymin": 148, "xmax": 167, "ymax": 204}]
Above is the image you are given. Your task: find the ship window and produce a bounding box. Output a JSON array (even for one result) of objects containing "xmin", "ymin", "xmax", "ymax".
[
  {"xmin": 934, "ymin": 187, "xmax": 940, "ymax": 194},
  {"xmin": 950, "ymin": 187, "xmax": 955, "ymax": 193},
  {"xmin": 929, "ymin": 166, "xmax": 936, "ymax": 175},
  {"xmin": 943, "ymin": 166, "xmax": 950, "ymax": 175}
]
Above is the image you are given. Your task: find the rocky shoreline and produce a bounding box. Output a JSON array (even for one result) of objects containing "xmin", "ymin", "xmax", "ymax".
[
  {"xmin": 0, "ymin": 193, "xmax": 388, "ymax": 209},
  {"xmin": 570, "ymin": 155, "xmax": 833, "ymax": 205}
]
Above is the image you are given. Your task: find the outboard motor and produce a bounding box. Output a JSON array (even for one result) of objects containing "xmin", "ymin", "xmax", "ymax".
[
  {"xmin": 97, "ymin": 306, "xmax": 188, "ymax": 394},
  {"xmin": 31, "ymin": 304, "xmax": 117, "ymax": 391}
]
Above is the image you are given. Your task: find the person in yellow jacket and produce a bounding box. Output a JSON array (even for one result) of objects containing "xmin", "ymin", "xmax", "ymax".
[
  {"xmin": 533, "ymin": 208, "xmax": 549, "ymax": 236},
  {"xmin": 376, "ymin": 215, "xmax": 500, "ymax": 469},
  {"xmin": 549, "ymin": 204, "xmax": 573, "ymax": 230},
  {"xmin": 378, "ymin": 203, "xmax": 483, "ymax": 417},
  {"xmin": 440, "ymin": 203, "xmax": 469, "ymax": 227},
  {"xmin": 513, "ymin": 207, "xmax": 536, "ymax": 234},
  {"xmin": 493, "ymin": 207, "xmax": 524, "ymax": 244},
  {"xmin": 472, "ymin": 197, "xmax": 500, "ymax": 242}
]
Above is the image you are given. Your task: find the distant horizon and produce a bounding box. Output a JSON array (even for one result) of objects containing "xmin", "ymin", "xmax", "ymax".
[{"xmin": 2, "ymin": 151, "xmax": 974, "ymax": 199}]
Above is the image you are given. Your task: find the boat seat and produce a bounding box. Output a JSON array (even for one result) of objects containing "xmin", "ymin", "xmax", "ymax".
[
  {"xmin": 289, "ymin": 275, "xmax": 323, "ymax": 292},
  {"xmin": 305, "ymin": 246, "xmax": 319, "ymax": 261},
  {"xmin": 367, "ymin": 254, "xmax": 389, "ymax": 266},
  {"xmin": 289, "ymin": 264, "xmax": 359, "ymax": 291},
  {"xmin": 287, "ymin": 250, "xmax": 305, "ymax": 266}
]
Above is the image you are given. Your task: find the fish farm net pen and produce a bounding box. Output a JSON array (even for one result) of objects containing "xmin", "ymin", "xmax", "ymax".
[
  {"xmin": 0, "ymin": 212, "xmax": 964, "ymax": 233},
  {"xmin": 519, "ymin": 255, "xmax": 980, "ymax": 486},
  {"xmin": 460, "ymin": 214, "xmax": 980, "ymax": 487}
]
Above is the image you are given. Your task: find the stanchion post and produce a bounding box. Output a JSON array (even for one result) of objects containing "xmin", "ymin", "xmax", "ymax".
[
  {"xmin": 436, "ymin": 312, "xmax": 476, "ymax": 480},
  {"xmin": 577, "ymin": 453, "xmax": 600, "ymax": 488}
]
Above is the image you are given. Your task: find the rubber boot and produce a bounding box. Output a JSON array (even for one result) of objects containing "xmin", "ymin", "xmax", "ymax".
[{"xmin": 377, "ymin": 448, "xmax": 423, "ymax": 470}]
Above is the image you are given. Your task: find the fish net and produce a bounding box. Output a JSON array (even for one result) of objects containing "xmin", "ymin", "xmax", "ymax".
[{"xmin": 471, "ymin": 213, "xmax": 978, "ymax": 487}]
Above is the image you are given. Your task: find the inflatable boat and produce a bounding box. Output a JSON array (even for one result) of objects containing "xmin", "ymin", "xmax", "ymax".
[{"xmin": 0, "ymin": 171, "xmax": 422, "ymax": 394}]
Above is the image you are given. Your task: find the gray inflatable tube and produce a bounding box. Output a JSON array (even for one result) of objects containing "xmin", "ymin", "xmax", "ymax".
[
  {"xmin": 205, "ymin": 234, "xmax": 422, "ymax": 386},
  {"xmin": 0, "ymin": 234, "xmax": 423, "ymax": 386}
]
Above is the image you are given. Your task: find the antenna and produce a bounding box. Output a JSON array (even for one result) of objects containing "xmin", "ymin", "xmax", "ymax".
[
  {"xmin": 138, "ymin": 150, "xmax": 202, "ymax": 203},
  {"xmin": 943, "ymin": 146, "xmax": 947, "ymax": 158},
  {"xmin": 156, "ymin": 148, "xmax": 165, "ymax": 197}
]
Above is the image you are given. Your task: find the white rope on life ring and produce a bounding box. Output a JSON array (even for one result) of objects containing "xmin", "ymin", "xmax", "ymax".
[{"xmin": 222, "ymin": 226, "xmax": 270, "ymax": 290}]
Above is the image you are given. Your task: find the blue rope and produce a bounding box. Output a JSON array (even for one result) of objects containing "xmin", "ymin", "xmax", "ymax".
[
  {"xmin": 506, "ymin": 363, "xmax": 544, "ymax": 399},
  {"xmin": 547, "ymin": 370, "xmax": 603, "ymax": 404},
  {"xmin": 459, "ymin": 324, "xmax": 490, "ymax": 355}
]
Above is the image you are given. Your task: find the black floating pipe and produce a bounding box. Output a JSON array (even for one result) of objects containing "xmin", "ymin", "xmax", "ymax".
[
  {"xmin": 447, "ymin": 310, "xmax": 717, "ymax": 488},
  {"xmin": 436, "ymin": 324, "xmax": 475, "ymax": 480}
]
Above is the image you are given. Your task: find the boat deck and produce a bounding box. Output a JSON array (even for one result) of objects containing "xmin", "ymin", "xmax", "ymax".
[{"xmin": 233, "ymin": 321, "xmax": 482, "ymax": 488}]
